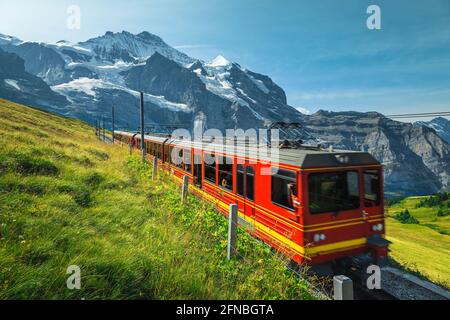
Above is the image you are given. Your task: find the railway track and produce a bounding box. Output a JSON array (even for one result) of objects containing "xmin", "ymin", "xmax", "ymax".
[
  {"xmin": 339, "ymin": 265, "xmax": 449, "ymax": 300},
  {"xmin": 297, "ymin": 260, "xmax": 449, "ymax": 300}
]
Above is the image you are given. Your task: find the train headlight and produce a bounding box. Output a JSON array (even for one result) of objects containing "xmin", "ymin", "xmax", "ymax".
[
  {"xmin": 313, "ymin": 234, "xmax": 326, "ymax": 242},
  {"xmin": 372, "ymin": 223, "xmax": 383, "ymax": 231}
]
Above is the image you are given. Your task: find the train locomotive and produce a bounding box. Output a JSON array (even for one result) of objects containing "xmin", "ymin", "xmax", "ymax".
[{"xmin": 114, "ymin": 130, "xmax": 389, "ymax": 272}]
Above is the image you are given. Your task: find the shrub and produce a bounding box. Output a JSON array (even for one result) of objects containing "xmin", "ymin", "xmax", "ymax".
[
  {"xmin": 57, "ymin": 184, "xmax": 92, "ymax": 208},
  {"xmin": 0, "ymin": 180, "xmax": 46, "ymax": 195},
  {"xmin": 437, "ymin": 209, "xmax": 450, "ymax": 217},
  {"xmin": 395, "ymin": 209, "xmax": 420, "ymax": 224},
  {"xmin": 84, "ymin": 172, "xmax": 105, "ymax": 187},
  {"xmin": 75, "ymin": 156, "xmax": 94, "ymax": 168},
  {"xmin": 416, "ymin": 192, "xmax": 449, "ymax": 208},
  {"xmin": 86, "ymin": 148, "xmax": 109, "ymax": 161},
  {"xmin": 0, "ymin": 155, "xmax": 9, "ymax": 174},
  {"xmin": 386, "ymin": 197, "xmax": 404, "ymax": 206},
  {"xmin": 13, "ymin": 153, "xmax": 59, "ymax": 176}
]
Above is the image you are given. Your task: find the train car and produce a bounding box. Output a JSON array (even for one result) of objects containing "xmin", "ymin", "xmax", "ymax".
[{"xmin": 114, "ymin": 130, "xmax": 389, "ymax": 271}]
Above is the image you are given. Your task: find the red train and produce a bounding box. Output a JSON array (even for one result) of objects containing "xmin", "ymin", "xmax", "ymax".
[{"xmin": 114, "ymin": 131, "xmax": 389, "ymax": 271}]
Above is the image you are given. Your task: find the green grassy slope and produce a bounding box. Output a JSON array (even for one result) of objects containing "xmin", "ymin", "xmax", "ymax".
[
  {"xmin": 0, "ymin": 99, "xmax": 316, "ymax": 300},
  {"xmin": 386, "ymin": 196, "xmax": 450, "ymax": 289}
]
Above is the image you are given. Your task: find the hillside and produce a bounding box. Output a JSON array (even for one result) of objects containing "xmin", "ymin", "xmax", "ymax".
[
  {"xmin": 0, "ymin": 98, "xmax": 316, "ymax": 300},
  {"xmin": 386, "ymin": 194, "xmax": 450, "ymax": 288}
]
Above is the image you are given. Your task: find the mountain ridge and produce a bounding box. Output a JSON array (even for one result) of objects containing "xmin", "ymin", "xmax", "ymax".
[{"xmin": 417, "ymin": 117, "xmax": 450, "ymax": 144}]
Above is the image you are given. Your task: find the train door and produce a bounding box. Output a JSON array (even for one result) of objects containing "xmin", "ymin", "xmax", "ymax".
[
  {"xmin": 244, "ymin": 164, "xmax": 256, "ymax": 219},
  {"xmin": 236, "ymin": 163, "xmax": 246, "ymax": 217},
  {"xmin": 193, "ymin": 152, "xmax": 202, "ymax": 189},
  {"xmin": 237, "ymin": 163, "xmax": 255, "ymax": 220}
]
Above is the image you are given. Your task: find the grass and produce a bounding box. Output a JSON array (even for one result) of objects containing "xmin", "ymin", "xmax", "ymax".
[
  {"xmin": 386, "ymin": 196, "xmax": 450, "ymax": 289},
  {"xmin": 0, "ymin": 99, "xmax": 316, "ymax": 300}
]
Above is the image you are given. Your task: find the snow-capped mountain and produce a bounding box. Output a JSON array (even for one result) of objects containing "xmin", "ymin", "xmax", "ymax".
[
  {"xmin": 0, "ymin": 31, "xmax": 301, "ymax": 130},
  {"xmin": 416, "ymin": 117, "xmax": 450, "ymax": 144},
  {"xmin": 0, "ymin": 30, "xmax": 449, "ymax": 196},
  {"xmin": 78, "ymin": 31, "xmax": 195, "ymax": 66},
  {"xmin": 0, "ymin": 48, "xmax": 68, "ymax": 108}
]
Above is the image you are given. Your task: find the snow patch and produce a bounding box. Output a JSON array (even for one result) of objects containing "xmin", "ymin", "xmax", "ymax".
[
  {"xmin": 245, "ymin": 104, "xmax": 265, "ymax": 121},
  {"xmin": 52, "ymin": 40, "xmax": 92, "ymax": 53},
  {"xmin": 295, "ymin": 106, "xmax": 311, "ymax": 115},
  {"xmin": 53, "ymin": 78, "xmax": 103, "ymax": 97},
  {"xmin": 144, "ymin": 94, "xmax": 191, "ymax": 113},
  {"xmin": 97, "ymin": 60, "xmax": 135, "ymax": 69},
  {"xmin": 193, "ymin": 68, "xmax": 203, "ymax": 76},
  {"xmin": 53, "ymin": 78, "xmax": 191, "ymax": 113},
  {"xmin": 247, "ymin": 74, "xmax": 270, "ymax": 94},
  {"xmin": 236, "ymin": 88, "xmax": 256, "ymax": 104},
  {"xmin": 4, "ymin": 79, "xmax": 21, "ymax": 91}
]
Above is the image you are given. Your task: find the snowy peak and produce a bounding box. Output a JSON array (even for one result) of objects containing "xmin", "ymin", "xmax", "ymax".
[
  {"xmin": 78, "ymin": 31, "xmax": 195, "ymax": 65},
  {"xmin": 207, "ymin": 55, "xmax": 231, "ymax": 68}
]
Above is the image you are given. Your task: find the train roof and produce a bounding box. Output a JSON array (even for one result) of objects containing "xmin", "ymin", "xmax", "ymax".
[{"xmin": 115, "ymin": 131, "xmax": 380, "ymax": 168}]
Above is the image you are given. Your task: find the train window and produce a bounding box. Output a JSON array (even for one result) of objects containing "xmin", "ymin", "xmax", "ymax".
[
  {"xmin": 184, "ymin": 149, "xmax": 192, "ymax": 173},
  {"xmin": 218, "ymin": 156, "xmax": 233, "ymax": 191},
  {"xmin": 364, "ymin": 170, "xmax": 381, "ymax": 206},
  {"xmin": 152, "ymin": 143, "xmax": 157, "ymax": 156},
  {"xmin": 174, "ymin": 148, "xmax": 183, "ymax": 169},
  {"xmin": 237, "ymin": 165, "xmax": 244, "ymax": 196},
  {"xmin": 246, "ymin": 167, "xmax": 255, "ymax": 201},
  {"xmin": 308, "ymin": 171, "xmax": 360, "ymax": 214},
  {"xmin": 164, "ymin": 146, "xmax": 171, "ymax": 163},
  {"xmin": 157, "ymin": 144, "xmax": 162, "ymax": 160},
  {"xmin": 204, "ymin": 153, "xmax": 216, "ymax": 184},
  {"xmin": 271, "ymin": 168, "xmax": 297, "ymax": 210},
  {"xmin": 170, "ymin": 147, "xmax": 175, "ymax": 165}
]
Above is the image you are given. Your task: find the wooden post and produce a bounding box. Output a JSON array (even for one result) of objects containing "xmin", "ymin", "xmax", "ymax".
[
  {"xmin": 111, "ymin": 106, "xmax": 115, "ymax": 143},
  {"xmin": 103, "ymin": 120, "xmax": 106, "ymax": 141},
  {"xmin": 333, "ymin": 275, "xmax": 354, "ymax": 300},
  {"xmin": 181, "ymin": 175, "xmax": 189, "ymax": 203},
  {"xmin": 227, "ymin": 204, "xmax": 238, "ymax": 260},
  {"xmin": 140, "ymin": 92, "xmax": 145, "ymax": 161},
  {"xmin": 152, "ymin": 157, "xmax": 158, "ymax": 180},
  {"xmin": 101, "ymin": 117, "xmax": 105, "ymax": 141}
]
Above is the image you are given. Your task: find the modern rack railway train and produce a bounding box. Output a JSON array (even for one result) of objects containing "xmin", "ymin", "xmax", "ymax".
[{"xmin": 114, "ymin": 130, "xmax": 389, "ymax": 271}]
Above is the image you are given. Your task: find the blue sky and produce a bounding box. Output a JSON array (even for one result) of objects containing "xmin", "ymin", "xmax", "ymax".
[{"xmin": 1, "ymin": 0, "xmax": 449, "ymax": 119}]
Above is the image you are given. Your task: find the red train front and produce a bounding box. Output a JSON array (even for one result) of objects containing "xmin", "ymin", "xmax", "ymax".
[{"xmin": 114, "ymin": 131, "xmax": 389, "ymax": 271}]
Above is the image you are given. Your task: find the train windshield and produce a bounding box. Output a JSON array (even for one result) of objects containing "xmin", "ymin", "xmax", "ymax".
[
  {"xmin": 364, "ymin": 169, "xmax": 381, "ymax": 206},
  {"xmin": 308, "ymin": 171, "xmax": 360, "ymax": 214}
]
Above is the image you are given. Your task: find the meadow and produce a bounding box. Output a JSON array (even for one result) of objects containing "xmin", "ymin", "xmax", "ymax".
[
  {"xmin": 386, "ymin": 195, "xmax": 450, "ymax": 289},
  {"xmin": 0, "ymin": 99, "xmax": 316, "ymax": 300}
]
